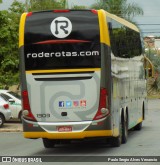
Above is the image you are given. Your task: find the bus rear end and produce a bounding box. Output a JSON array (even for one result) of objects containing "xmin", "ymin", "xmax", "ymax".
[{"xmin": 19, "ymin": 10, "xmax": 110, "ymax": 146}]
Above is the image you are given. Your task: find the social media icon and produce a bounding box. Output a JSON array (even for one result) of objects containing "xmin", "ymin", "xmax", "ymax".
[
  {"xmin": 80, "ymin": 100, "xmax": 86, "ymax": 107},
  {"xmin": 73, "ymin": 101, "xmax": 79, "ymax": 107},
  {"xmin": 59, "ymin": 101, "xmax": 64, "ymax": 107},
  {"xmin": 66, "ymin": 101, "xmax": 72, "ymax": 107}
]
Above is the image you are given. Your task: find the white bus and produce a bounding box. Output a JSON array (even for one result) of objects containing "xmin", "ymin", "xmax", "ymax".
[{"xmin": 19, "ymin": 9, "xmax": 150, "ymax": 148}]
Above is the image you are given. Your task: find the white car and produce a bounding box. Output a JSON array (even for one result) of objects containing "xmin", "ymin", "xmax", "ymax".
[
  {"xmin": 0, "ymin": 96, "xmax": 11, "ymax": 127},
  {"xmin": 0, "ymin": 90, "xmax": 22, "ymax": 121}
]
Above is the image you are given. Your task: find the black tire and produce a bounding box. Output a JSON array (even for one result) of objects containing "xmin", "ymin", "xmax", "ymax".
[
  {"xmin": 111, "ymin": 136, "xmax": 121, "ymax": 147},
  {"xmin": 121, "ymin": 115, "xmax": 128, "ymax": 144},
  {"xmin": 0, "ymin": 114, "xmax": 5, "ymax": 128},
  {"xmin": 111, "ymin": 119, "xmax": 122, "ymax": 147},
  {"xmin": 42, "ymin": 138, "xmax": 56, "ymax": 148},
  {"xmin": 134, "ymin": 122, "xmax": 142, "ymax": 131},
  {"xmin": 134, "ymin": 104, "xmax": 144, "ymax": 131},
  {"xmin": 19, "ymin": 111, "xmax": 23, "ymax": 122}
]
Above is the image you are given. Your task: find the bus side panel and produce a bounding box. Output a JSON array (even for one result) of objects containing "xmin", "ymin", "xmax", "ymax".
[
  {"xmin": 100, "ymin": 43, "xmax": 119, "ymax": 136},
  {"xmin": 97, "ymin": 10, "xmax": 119, "ymax": 137}
]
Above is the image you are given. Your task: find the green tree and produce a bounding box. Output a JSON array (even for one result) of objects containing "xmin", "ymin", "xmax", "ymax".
[
  {"xmin": 91, "ymin": 0, "xmax": 143, "ymax": 21},
  {"xmin": 71, "ymin": 5, "xmax": 86, "ymax": 9},
  {"xmin": 146, "ymin": 52, "xmax": 160, "ymax": 95},
  {"xmin": 0, "ymin": 0, "xmax": 25, "ymax": 88},
  {"xmin": 0, "ymin": 0, "xmax": 66, "ymax": 88},
  {"xmin": 25, "ymin": 0, "xmax": 66, "ymax": 11}
]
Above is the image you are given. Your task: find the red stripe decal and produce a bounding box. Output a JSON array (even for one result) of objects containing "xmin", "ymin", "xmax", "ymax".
[{"xmin": 34, "ymin": 40, "xmax": 91, "ymax": 45}]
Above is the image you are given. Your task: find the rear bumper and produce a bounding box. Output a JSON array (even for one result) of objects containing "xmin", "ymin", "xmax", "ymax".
[
  {"xmin": 22, "ymin": 118, "xmax": 119, "ymax": 139},
  {"xmin": 24, "ymin": 130, "xmax": 113, "ymax": 139}
]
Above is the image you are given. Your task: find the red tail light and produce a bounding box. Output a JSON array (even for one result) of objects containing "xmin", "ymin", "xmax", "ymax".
[
  {"xmin": 93, "ymin": 88, "xmax": 109, "ymax": 120},
  {"xmin": 91, "ymin": 9, "xmax": 98, "ymax": 14},
  {"xmin": 22, "ymin": 90, "xmax": 36, "ymax": 121},
  {"xmin": 27, "ymin": 12, "xmax": 32, "ymax": 17},
  {"xmin": 3, "ymin": 104, "xmax": 9, "ymax": 109}
]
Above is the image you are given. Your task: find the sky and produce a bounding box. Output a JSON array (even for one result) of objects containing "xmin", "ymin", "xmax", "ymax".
[
  {"xmin": 127, "ymin": 0, "xmax": 160, "ymax": 37},
  {"xmin": 0, "ymin": 0, "xmax": 160, "ymax": 36}
]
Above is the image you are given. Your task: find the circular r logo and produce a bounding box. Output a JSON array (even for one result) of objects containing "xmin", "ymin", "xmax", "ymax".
[{"xmin": 50, "ymin": 17, "xmax": 72, "ymax": 38}]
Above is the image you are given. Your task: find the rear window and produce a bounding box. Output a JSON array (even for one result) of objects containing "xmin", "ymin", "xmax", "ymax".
[
  {"xmin": 24, "ymin": 10, "xmax": 101, "ymax": 70},
  {"xmin": 0, "ymin": 96, "xmax": 6, "ymax": 103},
  {"xmin": 8, "ymin": 92, "xmax": 21, "ymax": 99}
]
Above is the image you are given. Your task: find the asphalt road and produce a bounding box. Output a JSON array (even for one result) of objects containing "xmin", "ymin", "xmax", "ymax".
[{"xmin": 0, "ymin": 99, "xmax": 160, "ymax": 164}]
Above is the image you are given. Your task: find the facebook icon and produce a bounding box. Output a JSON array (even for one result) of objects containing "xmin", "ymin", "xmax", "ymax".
[{"xmin": 59, "ymin": 101, "xmax": 64, "ymax": 107}]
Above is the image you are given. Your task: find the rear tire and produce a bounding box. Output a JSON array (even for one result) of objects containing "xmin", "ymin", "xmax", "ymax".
[
  {"xmin": 0, "ymin": 114, "xmax": 4, "ymax": 128},
  {"xmin": 111, "ymin": 118, "xmax": 122, "ymax": 147},
  {"xmin": 19, "ymin": 111, "xmax": 23, "ymax": 122},
  {"xmin": 134, "ymin": 104, "xmax": 143, "ymax": 131},
  {"xmin": 42, "ymin": 138, "xmax": 56, "ymax": 148},
  {"xmin": 121, "ymin": 115, "xmax": 128, "ymax": 144},
  {"xmin": 134, "ymin": 122, "xmax": 142, "ymax": 130},
  {"xmin": 111, "ymin": 136, "xmax": 121, "ymax": 147}
]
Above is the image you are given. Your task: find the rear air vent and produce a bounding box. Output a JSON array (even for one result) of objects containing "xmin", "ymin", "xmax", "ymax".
[{"xmin": 32, "ymin": 71, "xmax": 94, "ymax": 81}]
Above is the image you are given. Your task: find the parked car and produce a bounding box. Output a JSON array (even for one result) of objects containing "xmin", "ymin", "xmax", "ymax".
[
  {"xmin": 0, "ymin": 96, "xmax": 11, "ymax": 127},
  {"xmin": 0, "ymin": 90, "xmax": 22, "ymax": 121}
]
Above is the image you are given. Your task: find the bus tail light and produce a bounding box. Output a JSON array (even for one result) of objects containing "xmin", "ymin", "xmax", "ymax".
[
  {"xmin": 91, "ymin": 10, "xmax": 98, "ymax": 14},
  {"xmin": 93, "ymin": 88, "xmax": 109, "ymax": 120},
  {"xmin": 22, "ymin": 90, "xmax": 36, "ymax": 121},
  {"xmin": 27, "ymin": 12, "xmax": 32, "ymax": 17}
]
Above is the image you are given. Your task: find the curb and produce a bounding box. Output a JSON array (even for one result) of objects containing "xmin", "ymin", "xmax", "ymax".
[
  {"xmin": 0, "ymin": 129, "xmax": 22, "ymax": 132},
  {"xmin": 0, "ymin": 123, "xmax": 23, "ymax": 132}
]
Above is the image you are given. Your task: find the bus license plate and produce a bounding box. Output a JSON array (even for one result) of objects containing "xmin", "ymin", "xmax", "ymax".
[{"xmin": 57, "ymin": 126, "xmax": 72, "ymax": 132}]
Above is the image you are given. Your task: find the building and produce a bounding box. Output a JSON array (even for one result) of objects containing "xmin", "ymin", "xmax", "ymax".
[
  {"xmin": 144, "ymin": 36, "xmax": 155, "ymax": 48},
  {"xmin": 144, "ymin": 36, "xmax": 160, "ymax": 55}
]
